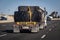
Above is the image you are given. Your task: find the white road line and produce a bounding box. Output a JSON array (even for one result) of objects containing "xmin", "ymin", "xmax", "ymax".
[
  {"xmin": 0, "ymin": 34, "xmax": 7, "ymax": 37},
  {"xmin": 41, "ymin": 34, "xmax": 46, "ymax": 39}
]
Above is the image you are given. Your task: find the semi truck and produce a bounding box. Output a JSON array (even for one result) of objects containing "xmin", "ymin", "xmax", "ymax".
[{"xmin": 13, "ymin": 6, "xmax": 47, "ymax": 32}]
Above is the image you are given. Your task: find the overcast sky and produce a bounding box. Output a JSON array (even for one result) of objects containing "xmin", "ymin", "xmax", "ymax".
[{"xmin": 0, "ymin": 0, "xmax": 60, "ymax": 15}]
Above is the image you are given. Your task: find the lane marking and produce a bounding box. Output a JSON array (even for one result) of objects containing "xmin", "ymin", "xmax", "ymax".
[
  {"xmin": 0, "ymin": 34, "xmax": 7, "ymax": 37},
  {"xmin": 41, "ymin": 34, "xmax": 46, "ymax": 39}
]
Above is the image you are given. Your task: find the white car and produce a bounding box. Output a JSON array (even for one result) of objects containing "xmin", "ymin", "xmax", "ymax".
[
  {"xmin": 0, "ymin": 16, "xmax": 7, "ymax": 20},
  {"xmin": 47, "ymin": 16, "xmax": 53, "ymax": 21}
]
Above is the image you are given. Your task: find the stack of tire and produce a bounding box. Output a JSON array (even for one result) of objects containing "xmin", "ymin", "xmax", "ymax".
[{"xmin": 14, "ymin": 6, "xmax": 42, "ymax": 22}]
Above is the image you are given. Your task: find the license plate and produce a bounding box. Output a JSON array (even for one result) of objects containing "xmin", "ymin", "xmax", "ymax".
[{"xmin": 22, "ymin": 27, "xmax": 29, "ymax": 29}]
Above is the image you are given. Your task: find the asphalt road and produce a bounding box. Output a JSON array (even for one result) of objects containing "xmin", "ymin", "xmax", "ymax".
[{"xmin": 0, "ymin": 20, "xmax": 60, "ymax": 40}]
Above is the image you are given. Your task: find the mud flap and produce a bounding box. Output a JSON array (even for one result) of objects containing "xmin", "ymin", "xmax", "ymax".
[
  {"xmin": 39, "ymin": 24, "xmax": 44, "ymax": 29},
  {"xmin": 13, "ymin": 25, "xmax": 20, "ymax": 33},
  {"xmin": 31, "ymin": 27, "xmax": 39, "ymax": 32}
]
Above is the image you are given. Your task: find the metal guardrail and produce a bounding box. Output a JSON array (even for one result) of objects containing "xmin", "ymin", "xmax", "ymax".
[
  {"xmin": 0, "ymin": 20, "xmax": 14, "ymax": 23},
  {"xmin": 51, "ymin": 18, "xmax": 60, "ymax": 20}
]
